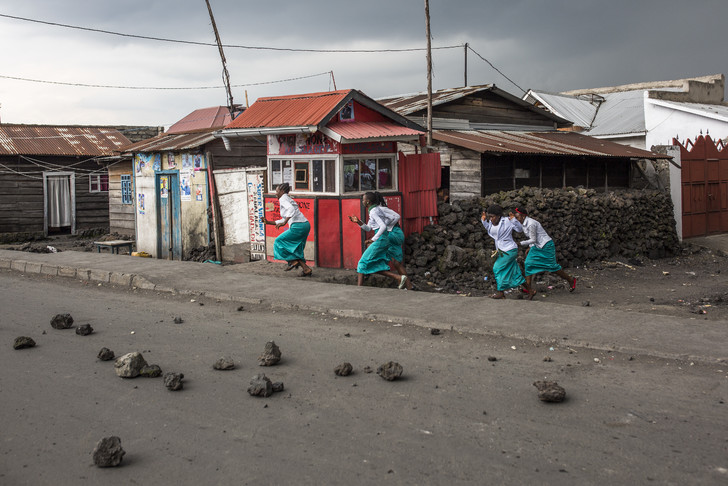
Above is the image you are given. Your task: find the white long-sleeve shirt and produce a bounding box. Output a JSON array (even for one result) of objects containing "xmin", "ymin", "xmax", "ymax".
[
  {"xmin": 360, "ymin": 206, "xmax": 400, "ymax": 241},
  {"xmin": 519, "ymin": 216, "xmax": 552, "ymax": 248},
  {"xmin": 275, "ymin": 194, "xmax": 308, "ymax": 226},
  {"xmin": 482, "ymin": 216, "xmax": 523, "ymax": 252}
]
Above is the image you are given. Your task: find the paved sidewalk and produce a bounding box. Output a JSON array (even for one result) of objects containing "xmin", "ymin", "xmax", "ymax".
[{"xmin": 1, "ymin": 249, "xmax": 726, "ymax": 364}]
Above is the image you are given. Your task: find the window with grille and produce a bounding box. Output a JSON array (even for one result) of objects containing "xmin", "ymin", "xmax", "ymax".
[{"xmin": 121, "ymin": 174, "xmax": 133, "ymax": 204}]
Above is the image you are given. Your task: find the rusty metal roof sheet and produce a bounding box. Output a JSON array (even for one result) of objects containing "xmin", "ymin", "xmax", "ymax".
[
  {"xmin": 433, "ymin": 130, "xmax": 668, "ymax": 159},
  {"xmin": 119, "ymin": 132, "xmax": 217, "ymax": 154},
  {"xmin": 0, "ymin": 125, "xmax": 130, "ymax": 156},
  {"xmin": 225, "ymin": 90, "xmax": 352, "ymax": 129},
  {"xmin": 324, "ymin": 121, "xmax": 423, "ymax": 142},
  {"xmin": 166, "ymin": 106, "xmax": 234, "ymax": 134}
]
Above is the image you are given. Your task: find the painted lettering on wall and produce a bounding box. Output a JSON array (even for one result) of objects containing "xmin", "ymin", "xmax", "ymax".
[
  {"xmin": 246, "ymin": 172, "xmax": 266, "ymax": 261},
  {"xmin": 268, "ymin": 133, "xmax": 340, "ymax": 155}
]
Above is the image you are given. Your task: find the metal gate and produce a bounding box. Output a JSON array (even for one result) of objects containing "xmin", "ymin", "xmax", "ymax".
[{"xmin": 676, "ymin": 135, "xmax": 728, "ymax": 238}]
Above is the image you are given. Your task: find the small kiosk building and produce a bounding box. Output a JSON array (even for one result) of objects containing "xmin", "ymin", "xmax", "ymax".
[{"xmin": 217, "ymin": 89, "xmax": 425, "ymax": 269}]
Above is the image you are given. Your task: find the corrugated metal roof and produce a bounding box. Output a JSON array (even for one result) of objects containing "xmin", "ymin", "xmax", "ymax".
[
  {"xmin": 526, "ymin": 91, "xmax": 598, "ymax": 128},
  {"xmin": 324, "ymin": 121, "xmax": 423, "ymax": 142},
  {"xmin": 378, "ymin": 85, "xmax": 495, "ymax": 116},
  {"xmin": 167, "ymin": 106, "xmax": 233, "ymax": 134},
  {"xmin": 433, "ymin": 130, "xmax": 667, "ymax": 159},
  {"xmin": 0, "ymin": 125, "xmax": 130, "ymax": 156},
  {"xmin": 225, "ymin": 90, "xmax": 351, "ymax": 129},
  {"xmin": 120, "ymin": 132, "xmax": 216, "ymax": 154},
  {"xmin": 586, "ymin": 90, "xmax": 646, "ymax": 137}
]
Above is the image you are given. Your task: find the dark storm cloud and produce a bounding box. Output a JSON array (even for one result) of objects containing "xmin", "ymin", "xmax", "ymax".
[{"xmin": 0, "ymin": 0, "xmax": 725, "ymax": 124}]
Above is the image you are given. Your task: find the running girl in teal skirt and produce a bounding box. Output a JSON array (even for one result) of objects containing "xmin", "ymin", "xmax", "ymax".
[
  {"xmin": 264, "ymin": 183, "xmax": 313, "ymax": 277},
  {"xmin": 481, "ymin": 204, "xmax": 526, "ymax": 299},
  {"xmin": 349, "ymin": 192, "xmax": 413, "ymax": 289},
  {"xmin": 511, "ymin": 207, "xmax": 575, "ymax": 299}
]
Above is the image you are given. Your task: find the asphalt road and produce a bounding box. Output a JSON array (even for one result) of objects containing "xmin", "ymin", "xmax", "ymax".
[{"xmin": 1, "ymin": 269, "xmax": 727, "ymax": 485}]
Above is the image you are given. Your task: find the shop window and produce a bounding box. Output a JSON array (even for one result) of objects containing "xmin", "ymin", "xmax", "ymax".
[
  {"xmin": 271, "ymin": 158, "xmax": 335, "ymax": 193},
  {"xmin": 344, "ymin": 157, "xmax": 395, "ymax": 192},
  {"xmin": 294, "ymin": 162, "xmax": 309, "ymax": 190},
  {"xmin": 89, "ymin": 174, "xmax": 109, "ymax": 193},
  {"xmin": 121, "ymin": 174, "xmax": 133, "ymax": 204}
]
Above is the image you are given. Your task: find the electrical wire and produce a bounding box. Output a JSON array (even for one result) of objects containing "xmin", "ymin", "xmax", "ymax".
[
  {"xmin": 467, "ymin": 45, "xmax": 525, "ymax": 95},
  {"xmin": 0, "ymin": 13, "xmax": 462, "ymax": 53},
  {"xmin": 0, "ymin": 71, "xmax": 332, "ymax": 90}
]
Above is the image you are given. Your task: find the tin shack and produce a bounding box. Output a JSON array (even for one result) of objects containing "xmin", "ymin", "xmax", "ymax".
[{"xmin": 216, "ymin": 89, "xmax": 426, "ymax": 269}]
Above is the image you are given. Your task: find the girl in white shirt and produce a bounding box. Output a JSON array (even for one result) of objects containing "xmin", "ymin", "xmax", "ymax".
[
  {"xmin": 349, "ymin": 192, "xmax": 413, "ymax": 289},
  {"xmin": 512, "ymin": 207, "xmax": 575, "ymax": 299},
  {"xmin": 263, "ymin": 183, "xmax": 312, "ymax": 277},
  {"xmin": 481, "ymin": 204, "xmax": 526, "ymax": 299}
]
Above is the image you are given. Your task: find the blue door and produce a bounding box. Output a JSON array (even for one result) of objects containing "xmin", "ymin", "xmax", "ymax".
[{"xmin": 157, "ymin": 172, "xmax": 182, "ymax": 260}]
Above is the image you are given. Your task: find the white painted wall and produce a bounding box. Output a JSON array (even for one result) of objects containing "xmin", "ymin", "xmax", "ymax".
[
  {"xmin": 645, "ymin": 96, "xmax": 728, "ymax": 149},
  {"xmin": 666, "ymin": 146, "xmax": 683, "ymax": 241},
  {"xmin": 214, "ymin": 168, "xmax": 250, "ymax": 245},
  {"xmin": 134, "ymin": 175, "xmax": 158, "ymax": 256}
]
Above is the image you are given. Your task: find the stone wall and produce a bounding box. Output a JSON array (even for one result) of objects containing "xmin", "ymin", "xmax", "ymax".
[{"xmin": 404, "ymin": 187, "xmax": 680, "ymax": 292}]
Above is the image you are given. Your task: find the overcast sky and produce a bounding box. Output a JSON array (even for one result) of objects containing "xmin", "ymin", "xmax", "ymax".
[{"xmin": 0, "ymin": 0, "xmax": 725, "ymax": 128}]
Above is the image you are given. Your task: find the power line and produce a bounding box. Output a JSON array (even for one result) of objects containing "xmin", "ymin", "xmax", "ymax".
[
  {"xmin": 467, "ymin": 45, "xmax": 525, "ymax": 94},
  {"xmin": 0, "ymin": 13, "xmax": 462, "ymax": 53},
  {"xmin": 0, "ymin": 71, "xmax": 332, "ymax": 90}
]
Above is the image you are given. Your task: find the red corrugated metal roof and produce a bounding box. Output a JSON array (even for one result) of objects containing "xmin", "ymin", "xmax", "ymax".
[
  {"xmin": 433, "ymin": 130, "xmax": 669, "ymax": 159},
  {"xmin": 225, "ymin": 90, "xmax": 352, "ymax": 129},
  {"xmin": 167, "ymin": 106, "xmax": 233, "ymax": 134},
  {"xmin": 325, "ymin": 121, "xmax": 423, "ymax": 141},
  {"xmin": 0, "ymin": 125, "xmax": 130, "ymax": 156}
]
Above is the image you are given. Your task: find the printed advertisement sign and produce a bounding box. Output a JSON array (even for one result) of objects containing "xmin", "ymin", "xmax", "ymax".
[{"xmin": 246, "ymin": 172, "xmax": 266, "ymax": 261}]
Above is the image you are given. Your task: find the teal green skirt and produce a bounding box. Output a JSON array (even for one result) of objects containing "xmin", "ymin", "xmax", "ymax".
[
  {"xmin": 273, "ymin": 221, "xmax": 310, "ymax": 263},
  {"xmin": 524, "ymin": 240, "xmax": 562, "ymax": 276},
  {"xmin": 357, "ymin": 232, "xmax": 392, "ymax": 274},
  {"xmin": 493, "ymin": 248, "xmax": 525, "ymax": 291},
  {"xmin": 387, "ymin": 226, "xmax": 404, "ymax": 263}
]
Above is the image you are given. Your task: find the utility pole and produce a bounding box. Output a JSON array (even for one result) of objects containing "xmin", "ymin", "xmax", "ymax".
[
  {"xmin": 205, "ymin": 0, "xmax": 235, "ymax": 116},
  {"xmin": 424, "ymin": 0, "xmax": 433, "ymax": 148},
  {"xmin": 464, "ymin": 42, "xmax": 468, "ymax": 87}
]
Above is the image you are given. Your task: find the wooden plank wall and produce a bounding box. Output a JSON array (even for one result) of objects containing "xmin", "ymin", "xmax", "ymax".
[
  {"xmin": 432, "ymin": 92, "xmax": 555, "ymax": 127},
  {"xmin": 207, "ymin": 137, "xmax": 267, "ymax": 170},
  {"xmin": 108, "ymin": 161, "xmax": 135, "ymax": 236},
  {"xmin": 0, "ymin": 155, "xmax": 110, "ymax": 234}
]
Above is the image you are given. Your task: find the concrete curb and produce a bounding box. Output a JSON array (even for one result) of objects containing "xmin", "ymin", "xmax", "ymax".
[{"xmin": 1, "ymin": 250, "xmax": 726, "ymax": 365}]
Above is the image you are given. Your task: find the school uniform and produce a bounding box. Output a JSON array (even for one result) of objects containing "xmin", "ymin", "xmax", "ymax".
[
  {"xmin": 273, "ymin": 194, "xmax": 310, "ymax": 264},
  {"xmin": 375, "ymin": 206, "xmax": 405, "ymax": 263},
  {"xmin": 356, "ymin": 206, "xmax": 393, "ymax": 274},
  {"xmin": 520, "ymin": 216, "xmax": 562, "ymax": 276},
  {"xmin": 482, "ymin": 217, "xmax": 526, "ymax": 291}
]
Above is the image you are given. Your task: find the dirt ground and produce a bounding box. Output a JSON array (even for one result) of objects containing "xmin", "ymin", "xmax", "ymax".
[{"xmin": 3, "ymin": 233, "xmax": 728, "ymax": 322}]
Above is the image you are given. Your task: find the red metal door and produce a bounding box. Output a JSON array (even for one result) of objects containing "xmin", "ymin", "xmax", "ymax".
[
  {"xmin": 397, "ymin": 152, "xmax": 441, "ymax": 236},
  {"xmin": 676, "ymin": 136, "xmax": 728, "ymax": 238}
]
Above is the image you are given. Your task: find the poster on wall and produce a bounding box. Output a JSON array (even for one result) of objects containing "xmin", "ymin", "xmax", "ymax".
[
  {"xmin": 160, "ymin": 177, "xmax": 168, "ymax": 198},
  {"xmin": 182, "ymin": 153, "xmax": 193, "ymax": 169},
  {"xmin": 167, "ymin": 152, "xmax": 176, "ymax": 169},
  {"xmin": 180, "ymin": 171, "xmax": 192, "ymax": 201},
  {"xmin": 195, "ymin": 184, "xmax": 203, "ymax": 201},
  {"xmin": 135, "ymin": 155, "xmax": 144, "ymax": 174},
  {"xmin": 153, "ymin": 153, "xmax": 161, "ymax": 172},
  {"xmin": 282, "ymin": 161, "xmax": 293, "ymax": 185},
  {"xmin": 246, "ymin": 171, "xmax": 266, "ymax": 261},
  {"xmin": 194, "ymin": 154, "xmax": 203, "ymax": 171},
  {"xmin": 339, "ymin": 100, "xmax": 354, "ymax": 121},
  {"xmin": 137, "ymin": 193, "xmax": 145, "ymax": 214}
]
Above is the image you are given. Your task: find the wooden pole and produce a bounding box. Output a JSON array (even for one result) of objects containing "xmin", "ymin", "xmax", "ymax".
[
  {"xmin": 424, "ymin": 0, "xmax": 433, "ymax": 148},
  {"xmin": 206, "ymin": 151, "xmax": 223, "ymax": 262}
]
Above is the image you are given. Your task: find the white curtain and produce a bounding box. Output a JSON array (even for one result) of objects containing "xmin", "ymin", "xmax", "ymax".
[{"xmin": 47, "ymin": 176, "xmax": 72, "ymax": 227}]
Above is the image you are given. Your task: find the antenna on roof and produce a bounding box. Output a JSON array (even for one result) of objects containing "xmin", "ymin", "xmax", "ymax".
[{"xmin": 205, "ymin": 0, "xmax": 236, "ymax": 117}]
